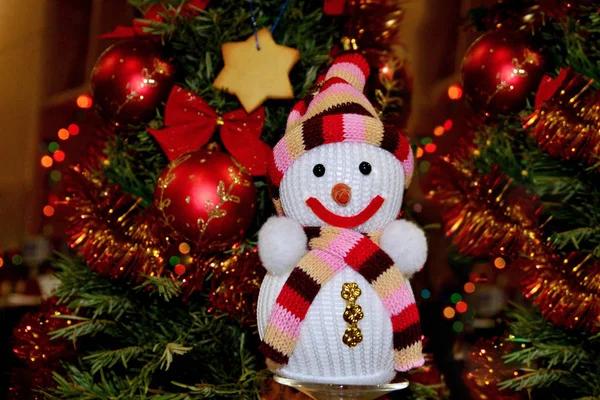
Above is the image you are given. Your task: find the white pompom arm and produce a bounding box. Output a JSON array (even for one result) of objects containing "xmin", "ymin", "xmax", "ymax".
[
  {"xmin": 258, "ymin": 216, "xmax": 308, "ymax": 276},
  {"xmin": 380, "ymin": 219, "xmax": 428, "ymax": 278}
]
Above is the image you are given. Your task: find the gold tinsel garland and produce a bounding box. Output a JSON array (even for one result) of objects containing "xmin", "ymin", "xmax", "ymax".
[{"xmin": 62, "ymin": 162, "xmax": 262, "ymax": 321}]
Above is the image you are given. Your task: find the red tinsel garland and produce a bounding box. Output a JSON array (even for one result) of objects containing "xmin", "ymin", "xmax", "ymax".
[
  {"xmin": 61, "ymin": 161, "xmax": 263, "ymax": 321},
  {"xmin": 8, "ymin": 299, "xmax": 75, "ymax": 399},
  {"xmin": 519, "ymin": 249, "xmax": 600, "ymax": 333},
  {"xmin": 62, "ymin": 163, "xmax": 168, "ymax": 280},
  {"xmin": 462, "ymin": 337, "xmax": 526, "ymax": 400},
  {"xmin": 524, "ymin": 71, "xmax": 600, "ymax": 168},
  {"xmin": 428, "ymin": 151, "xmax": 600, "ymax": 332},
  {"xmin": 427, "ymin": 152, "xmax": 543, "ymax": 259}
]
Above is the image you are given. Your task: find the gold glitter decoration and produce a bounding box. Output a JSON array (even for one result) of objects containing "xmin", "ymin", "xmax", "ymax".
[
  {"xmin": 155, "ymin": 153, "xmax": 190, "ymax": 228},
  {"xmin": 488, "ymin": 48, "xmax": 541, "ymax": 106},
  {"xmin": 341, "ymin": 282, "xmax": 364, "ymax": 348},
  {"xmin": 197, "ymin": 166, "xmax": 251, "ymax": 239},
  {"xmin": 116, "ymin": 58, "xmax": 172, "ymax": 117}
]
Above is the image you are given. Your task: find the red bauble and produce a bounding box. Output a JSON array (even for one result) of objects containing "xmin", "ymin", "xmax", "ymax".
[
  {"xmin": 461, "ymin": 31, "xmax": 546, "ymax": 117},
  {"xmin": 91, "ymin": 39, "xmax": 175, "ymax": 127},
  {"xmin": 154, "ymin": 149, "xmax": 257, "ymax": 247}
]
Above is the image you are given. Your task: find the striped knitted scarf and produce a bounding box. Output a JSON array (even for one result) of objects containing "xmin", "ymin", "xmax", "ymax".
[{"xmin": 259, "ymin": 226, "xmax": 423, "ymax": 372}]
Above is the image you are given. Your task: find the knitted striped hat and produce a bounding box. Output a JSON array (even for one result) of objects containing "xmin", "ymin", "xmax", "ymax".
[{"xmin": 269, "ymin": 53, "xmax": 414, "ymax": 213}]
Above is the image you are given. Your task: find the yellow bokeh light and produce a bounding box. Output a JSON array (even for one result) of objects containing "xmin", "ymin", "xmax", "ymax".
[
  {"xmin": 58, "ymin": 128, "xmax": 70, "ymax": 140},
  {"xmin": 464, "ymin": 282, "xmax": 475, "ymax": 293},
  {"xmin": 41, "ymin": 156, "xmax": 53, "ymax": 168},
  {"xmin": 443, "ymin": 306, "xmax": 456, "ymax": 319},
  {"xmin": 77, "ymin": 94, "xmax": 93, "ymax": 109},
  {"xmin": 179, "ymin": 242, "xmax": 191, "ymax": 254},
  {"xmin": 494, "ymin": 257, "xmax": 506, "ymax": 269},
  {"xmin": 448, "ymin": 84, "xmax": 463, "ymax": 100}
]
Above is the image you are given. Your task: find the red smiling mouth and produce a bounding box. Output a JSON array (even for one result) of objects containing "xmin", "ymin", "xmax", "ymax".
[{"xmin": 305, "ymin": 195, "xmax": 385, "ymax": 228}]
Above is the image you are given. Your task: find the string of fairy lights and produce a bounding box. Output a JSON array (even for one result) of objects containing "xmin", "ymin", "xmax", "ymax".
[
  {"xmin": 39, "ymin": 94, "xmax": 93, "ymax": 222},
  {"xmin": 0, "ymin": 95, "xmax": 93, "ymax": 274},
  {"xmin": 411, "ymin": 82, "xmax": 486, "ymax": 334}
]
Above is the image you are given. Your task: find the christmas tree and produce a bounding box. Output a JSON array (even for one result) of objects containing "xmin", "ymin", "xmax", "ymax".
[
  {"xmin": 428, "ymin": 1, "xmax": 600, "ymax": 399},
  {"xmin": 8, "ymin": 0, "xmax": 447, "ymax": 398}
]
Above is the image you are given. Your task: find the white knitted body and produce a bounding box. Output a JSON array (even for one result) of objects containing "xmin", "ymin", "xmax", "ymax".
[
  {"xmin": 258, "ymin": 268, "xmax": 395, "ymax": 384},
  {"xmin": 258, "ymin": 141, "xmax": 427, "ymax": 384}
]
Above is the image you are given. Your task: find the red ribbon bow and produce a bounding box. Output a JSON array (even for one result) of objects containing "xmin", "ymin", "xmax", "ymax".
[
  {"xmin": 534, "ymin": 68, "xmax": 569, "ymax": 110},
  {"xmin": 148, "ymin": 86, "xmax": 271, "ymax": 176},
  {"xmin": 323, "ymin": 0, "xmax": 347, "ymax": 15},
  {"xmin": 100, "ymin": 0, "xmax": 209, "ymax": 39}
]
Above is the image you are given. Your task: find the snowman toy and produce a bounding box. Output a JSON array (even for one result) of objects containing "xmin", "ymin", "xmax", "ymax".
[{"xmin": 257, "ymin": 53, "xmax": 427, "ymax": 385}]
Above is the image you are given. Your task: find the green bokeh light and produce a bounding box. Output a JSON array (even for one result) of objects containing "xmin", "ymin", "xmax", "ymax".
[
  {"xmin": 451, "ymin": 293, "xmax": 462, "ymax": 304},
  {"xmin": 48, "ymin": 142, "xmax": 60, "ymax": 153},
  {"xmin": 50, "ymin": 170, "xmax": 62, "ymax": 182},
  {"xmin": 452, "ymin": 321, "xmax": 464, "ymax": 333}
]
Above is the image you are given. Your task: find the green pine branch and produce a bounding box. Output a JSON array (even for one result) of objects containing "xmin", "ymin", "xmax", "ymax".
[
  {"xmin": 83, "ymin": 346, "xmax": 145, "ymax": 374},
  {"xmin": 405, "ymin": 382, "xmax": 449, "ymax": 400},
  {"xmin": 503, "ymin": 344, "xmax": 589, "ymax": 371},
  {"xmin": 103, "ymin": 129, "xmax": 169, "ymax": 208},
  {"xmin": 498, "ymin": 368, "xmax": 573, "ymax": 392},
  {"xmin": 136, "ymin": 274, "xmax": 182, "ymax": 302},
  {"xmin": 562, "ymin": 12, "xmax": 600, "ymax": 88},
  {"xmin": 48, "ymin": 254, "xmax": 264, "ymax": 398},
  {"xmin": 49, "ymin": 317, "xmax": 117, "ymax": 342},
  {"xmin": 497, "ymin": 304, "xmax": 600, "ymax": 398}
]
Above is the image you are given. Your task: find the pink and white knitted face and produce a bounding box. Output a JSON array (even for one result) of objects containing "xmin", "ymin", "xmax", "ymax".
[{"xmin": 279, "ymin": 142, "xmax": 405, "ymax": 232}]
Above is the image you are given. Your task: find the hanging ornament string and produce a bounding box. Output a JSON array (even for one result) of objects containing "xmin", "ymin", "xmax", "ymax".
[{"xmin": 250, "ymin": 0, "xmax": 291, "ymax": 50}]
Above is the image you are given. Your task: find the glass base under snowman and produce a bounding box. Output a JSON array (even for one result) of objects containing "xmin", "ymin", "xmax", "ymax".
[{"xmin": 273, "ymin": 375, "xmax": 409, "ymax": 400}]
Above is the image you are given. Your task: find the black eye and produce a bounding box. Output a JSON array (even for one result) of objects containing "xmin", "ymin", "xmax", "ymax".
[
  {"xmin": 359, "ymin": 161, "xmax": 372, "ymax": 175},
  {"xmin": 313, "ymin": 164, "xmax": 326, "ymax": 177}
]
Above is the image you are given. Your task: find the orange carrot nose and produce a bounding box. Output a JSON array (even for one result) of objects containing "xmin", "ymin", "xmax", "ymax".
[{"xmin": 332, "ymin": 183, "xmax": 352, "ymax": 206}]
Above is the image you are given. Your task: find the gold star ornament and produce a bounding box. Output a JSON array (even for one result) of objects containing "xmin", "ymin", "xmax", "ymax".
[{"xmin": 213, "ymin": 28, "xmax": 300, "ymax": 113}]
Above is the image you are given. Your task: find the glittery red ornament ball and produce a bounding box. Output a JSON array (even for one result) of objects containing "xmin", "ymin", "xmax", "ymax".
[
  {"xmin": 461, "ymin": 31, "xmax": 546, "ymax": 117},
  {"xmin": 90, "ymin": 39, "xmax": 175, "ymax": 127},
  {"xmin": 154, "ymin": 149, "xmax": 257, "ymax": 247}
]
